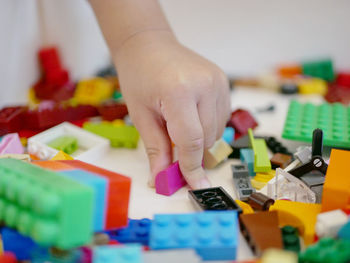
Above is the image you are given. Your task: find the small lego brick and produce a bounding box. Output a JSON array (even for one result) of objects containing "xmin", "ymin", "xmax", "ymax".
[
  {"xmin": 235, "ymin": 199, "xmax": 254, "ymax": 214},
  {"xmin": 28, "ymin": 122, "xmax": 109, "ymax": 161},
  {"xmin": 300, "ymin": 170, "xmax": 325, "ymax": 203},
  {"xmin": 188, "ymin": 187, "xmax": 242, "ymax": 213},
  {"xmin": 315, "ymin": 209, "xmax": 348, "ymax": 238},
  {"xmin": 0, "ymin": 159, "xmax": 94, "ymax": 248},
  {"xmin": 229, "ymin": 134, "xmax": 251, "ymax": 159},
  {"xmin": 277, "ymin": 64, "xmax": 302, "ymax": 78},
  {"xmin": 282, "ymin": 100, "xmax": 350, "ymax": 148},
  {"xmin": 203, "ymin": 139, "xmax": 232, "ymax": 169},
  {"xmin": 299, "ymin": 238, "xmax": 350, "ymax": 263},
  {"xmin": 98, "ymin": 102, "xmax": 128, "ymax": 121},
  {"xmin": 270, "ymin": 153, "xmax": 292, "ymax": 169},
  {"xmin": 155, "ymin": 161, "xmax": 187, "ymax": 196},
  {"xmin": 107, "ymin": 218, "xmax": 152, "ymax": 246},
  {"xmin": 83, "ymin": 122, "xmax": 139, "ymax": 148},
  {"xmin": 47, "ymin": 136, "xmax": 78, "ymax": 155},
  {"xmin": 269, "ymin": 200, "xmax": 321, "ymax": 246},
  {"xmin": 248, "ymin": 192, "xmax": 274, "ymax": 211},
  {"xmin": 302, "ymin": 59, "xmax": 335, "ymax": 82},
  {"xmin": 248, "ymin": 129, "xmax": 271, "ymax": 173},
  {"xmin": 336, "ymin": 72, "xmax": 350, "ymax": 87},
  {"xmin": 265, "ymin": 137, "xmax": 290, "ymax": 155},
  {"xmin": 74, "ymin": 78, "xmax": 114, "ymax": 106},
  {"xmin": 261, "ymin": 249, "xmax": 298, "ymax": 263},
  {"xmin": 239, "ymin": 211, "xmax": 283, "ymax": 256},
  {"xmin": 227, "ymin": 109, "xmax": 258, "ymax": 135},
  {"xmin": 0, "ymin": 252, "xmax": 17, "ymax": 263},
  {"xmin": 251, "ymin": 170, "xmax": 275, "ymax": 190},
  {"xmin": 144, "ymin": 249, "xmax": 201, "ymax": 263},
  {"xmin": 322, "ymin": 149, "xmax": 350, "ymax": 212},
  {"xmin": 325, "ymin": 83, "xmax": 350, "ymax": 105},
  {"xmin": 338, "ymin": 220, "xmax": 350, "ymax": 240},
  {"xmin": 281, "ymin": 226, "xmax": 300, "ymax": 252},
  {"xmin": 0, "ymin": 133, "xmax": 24, "ymax": 155},
  {"xmin": 93, "ymin": 244, "xmax": 142, "ymax": 263},
  {"xmin": 240, "ymin": 148, "xmax": 255, "ymax": 176},
  {"xmin": 231, "ymin": 164, "xmax": 255, "ymax": 201},
  {"xmin": 50, "ymin": 151, "xmax": 74, "ymax": 161},
  {"xmin": 297, "ymin": 78, "xmax": 328, "ymax": 95},
  {"xmin": 96, "ymin": 64, "xmax": 117, "ymax": 77},
  {"xmin": 293, "ymin": 146, "xmax": 312, "ymax": 164},
  {"xmin": 222, "ymin": 127, "xmax": 235, "ymax": 144},
  {"xmin": 0, "ymin": 106, "xmax": 27, "ymax": 136},
  {"xmin": 280, "ymin": 82, "xmax": 299, "ymax": 94},
  {"xmin": 149, "ymin": 211, "xmax": 238, "ymax": 261}
]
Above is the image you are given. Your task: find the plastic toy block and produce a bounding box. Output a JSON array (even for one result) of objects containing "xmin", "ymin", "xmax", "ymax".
[
  {"xmin": 265, "ymin": 137, "xmax": 290, "ymax": 155},
  {"xmin": 240, "ymin": 148, "xmax": 255, "ymax": 176},
  {"xmin": 325, "ymin": 83, "xmax": 350, "ymax": 105},
  {"xmin": 248, "ymin": 192, "xmax": 274, "ymax": 211},
  {"xmin": 0, "ymin": 252, "xmax": 17, "ymax": 263},
  {"xmin": 338, "ymin": 220, "xmax": 350, "ymax": 240},
  {"xmin": 1, "ymin": 227, "xmax": 39, "ymax": 260},
  {"xmin": 203, "ymin": 139, "xmax": 232, "ymax": 169},
  {"xmin": 336, "ymin": 72, "xmax": 350, "ymax": 87},
  {"xmin": 269, "ymin": 200, "xmax": 321, "ymax": 246},
  {"xmin": 149, "ymin": 211, "xmax": 238, "ymax": 261},
  {"xmin": 33, "ymin": 81, "xmax": 75, "ymax": 102},
  {"xmin": 60, "ymin": 170, "xmax": 108, "ymax": 232},
  {"xmin": 261, "ymin": 249, "xmax": 298, "ymax": 263},
  {"xmin": 227, "ymin": 109, "xmax": 258, "ymax": 135},
  {"xmin": 0, "ymin": 106, "xmax": 27, "ymax": 136},
  {"xmin": 0, "ymin": 159, "xmax": 94, "ymax": 248},
  {"xmin": 93, "ymin": 244, "xmax": 142, "ymax": 263},
  {"xmin": 59, "ymin": 160, "xmax": 131, "ymax": 229},
  {"xmin": 30, "ymin": 247, "xmax": 81, "ymax": 263},
  {"xmin": 282, "ymin": 101, "xmax": 350, "ymax": 148},
  {"xmin": 315, "ymin": 209, "xmax": 348, "ymax": 238},
  {"xmin": 322, "ymin": 149, "xmax": 350, "ymax": 212},
  {"xmin": 235, "ymin": 199, "xmax": 254, "ymax": 214},
  {"xmin": 74, "ymin": 78, "xmax": 114, "ymax": 106},
  {"xmin": 83, "ymin": 122, "xmax": 139, "ymax": 148},
  {"xmin": 299, "ymin": 238, "xmax": 350, "ymax": 263},
  {"xmin": 47, "ymin": 136, "xmax": 78, "ymax": 155},
  {"xmin": 231, "ymin": 164, "xmax": 255, "ymax": 201},
  {"xmin": 300, "ymin": 170, "xmax": 325, "ymax": 203},
  {"xmin": 98, "ymin": 102, "xmax": 128, "ymax": 121},
  {"xmin": 270, "ymin": 153, "xmax": 292, "ymax": 169},
  {"xmin": 278, "ymin": 64, "xmax": 302, "ymax": 78},
  {"xmin": 248, "ymin": 129, "xmax": 271, "ymax": 173},
  {"xmin": 93, "ymin": 233, "xmax": 111, "ymax": 246},
  {"xmin": 188, "ymin": 187, "xmax": 242, "ymax": 213},
  {"xmin": 302, "ymin": 59, "xmax": 335, "ymax": 82},
  {"xmin": 28, "ymin": 122, "xmax": 109, "ymax": 161},
  {"xmin": 108, "ymin": 218, "xmax": 152, "ymax": 246},
  {"xmin": 281, "ymin": 226, "xmax": 300, "ymax": 252},
  {"xmin": 50, "ymin": 151, "xmax": 74, "ymax": 160},
  {"xmin": 297, "ymin": 78, "xmax": 328, "ymax": 95},
  {"xmin": 155, "ymin": 161, "xmax": 186, "ymax": 196},
  {"xmin": 144, "ymin": 249, "xmax": 201, "ymax": 263},
  {"xmin": 222, "ymin": 127, "xmax": 235, "ymax": 144},
  {"xmin": 0, "ymin": 133, "xmax": 24, "ymax": 155},
  {"xmin": 96, "ymin": 64, "xmax": 117, "ymax": 77},
  {"xmin": 33, "ymin": 160, "xmax": 76, "ymax": 171},
  {"xmin": 239, "ymin": 211, "xmax": 283, "ymax": 256}
]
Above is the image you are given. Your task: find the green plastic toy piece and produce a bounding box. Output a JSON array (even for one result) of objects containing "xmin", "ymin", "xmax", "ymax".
[
  {"xmin": 282, "ymin": 101, "xmax": 350, "ymax": 148},
  {"xmin": 83, "ymin": 122, "xmax": 139, "ymax": 148},
  {"xmin": 48, "ymin": 136, "xmax": 78, "ymax": 154},
  {"xmin": 248, "ymin": 128, "xmax": 271, "ymax": 172},
  {"xmin": 302, "ymin": 59, "xmax": 335, "ymax": 82},
  {"xmin": 281, "ymin": 225, "xmax": 300, "ymax": 252},
  {"xmin": 113, "ymin": 91, "xmax": 123, "ymax": 100},
  {"xmin": 299, "ymin": 238, "xmax": 350, "ymax": 263},
  {"xmin": 0, "ymin": 159, "xmax": 94, "ymax": 249}
]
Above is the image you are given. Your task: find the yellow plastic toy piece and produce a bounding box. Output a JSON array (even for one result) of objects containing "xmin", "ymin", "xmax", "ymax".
[
  {"xmin": 269, "ymin": 200, "xmax": 321, "ymax": 246},
  {"xmin": 20, "ymin": 137, "xmax": 27, "ymax": 147},
  {"xmin": 235, "ymin": 199, "xmax": 254, "ymax": 214},
  {"xmin": 74, "ymin": 77, "xmax": 114, "ymax": 105},
  {"xmin": 298, "ymin": 78, "xmax": 328, "ymax": 95},
  {"xmin": 28, "ymin": 87, "xmax": 40, "ymax": 106},
  {"xmin": 112, "ymin": 119, "xmax": 125, "ymax": 127},
  {"xmin": 50, "ymin": 151, "xmax": 74, "ymax": 161},
  {"xmin": 251, "ymin": 170, "xmax": 275, "ymax": 190},
  {"xmin": 261, "ymin": 249, "xmax": 298, "ymax": 263}
]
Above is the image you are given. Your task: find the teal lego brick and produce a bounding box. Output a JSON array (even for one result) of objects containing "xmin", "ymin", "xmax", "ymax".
[
  {"xmin": 240, "ymin": 148, "xmax": 255, "ymax": 176},
  {"xmin": 0, "ymin": 159, "xmax": 94, "ymax": 249},
  {"xmin": 248, "ymin": 129, "xmax": 271, "ymax": 173},
  {"xmin": 302, "ymin": 59, "xmax": 335, "ymax": 82},
  {"xmin": 149, "ymin": 211, "xmax": 238, "ymax": 261},
  {"xmin": 47, "ymin": 136, "xmax": 78, "ymax": 154},
  {"xmin": 94, "ymin": 244, "xmax": 142, "ymax": 263},
  {"xmin": 282, "ymin": 100, "xmax": 350, "ymax": 148}
]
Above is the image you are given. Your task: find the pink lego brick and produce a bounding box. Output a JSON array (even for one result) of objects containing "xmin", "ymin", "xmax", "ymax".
[
  {"xmin": 0, "ymin": 133, "xmax": 24, "ymax": 154},
  {"xmin": 155, "ymin": 161, "xmax": 187, "ymax": 196}
]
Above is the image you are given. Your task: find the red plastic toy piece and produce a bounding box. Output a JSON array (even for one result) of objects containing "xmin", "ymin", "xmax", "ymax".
[
  {"xmin": 98, "ymin": 101, "xmax": 128, "ymax": 121},
  {"xmin": 155, "ymin": 161, "xmax": 187, "ymax": 196},
  {"xmin": 0, "ymin": 106, "xmax": 27, "ymax": 136},
  {"xmin": 0, "ymin": 253, "xmax": 17, "ymax": 263},
  {"xmin": 336, "ymin": 72, "xmax": 350, "ymax": 88},
  {"xmin": 324, "ymin": 83, "xmax": 350, "ymax": 105},
  {"xmin": 227, "ymin": 109, "xmax": 258, "ymax": 136}
]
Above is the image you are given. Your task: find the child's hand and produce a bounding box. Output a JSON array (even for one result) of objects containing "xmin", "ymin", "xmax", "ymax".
[{"xmin": 114, "ymin": 31, "xmax": 231, "ymax": 189}]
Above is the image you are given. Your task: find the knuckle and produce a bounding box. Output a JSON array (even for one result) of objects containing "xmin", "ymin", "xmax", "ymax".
[
  {"xmin": 181, "ymin": 137, "xmax": 204, "ymax": 153},
  {"xmin": 181, "ymin": 162, "xmax": 203, "ymax": 175},
  {"xmin": 145, "ymin": 146, "xmax": 161, "ymax": 159}
]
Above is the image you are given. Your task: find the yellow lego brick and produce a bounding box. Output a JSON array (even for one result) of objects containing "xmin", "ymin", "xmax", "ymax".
[
  {"xmin": 298, "ymin": 78, "xmax": 328, "ymax": 95},
  {"xmin": 74, "ymin": 77, "xmax": 114, "ymax": 105},
  {"xmin": 111, "ymin": 119, "xmax": 125, "ymax": 127},
  {"xmin": 261, "ymin": 249, "xmax": 298, "ymax": 263},
  {"xmin": 269, "ymin": 200, "xmax": 321, "ymax": 246},
  {"xmin": 235, "ymin": 199, "xmax": 254, "ymax": 214},
  {"xmin": 20, "ymin": 137, "xmax": 27, "ymax": 147},
  {"xmin": 203, "ymin": 139, "xmax": 233, "ymax": 169},
  {"xmin": 251, "ymin": 179, "xmax": 267, "ymax": 190},
  {"xmin": 28, "ymin": 87, "xmax": 40, "ymax": 106},
  {"xmin": 255, "ymin": 170, "xmax": 275, "ymax": 182},
  {"xmin": 50, "ymin": 151, "xmax": 74, "ymax": 161}
]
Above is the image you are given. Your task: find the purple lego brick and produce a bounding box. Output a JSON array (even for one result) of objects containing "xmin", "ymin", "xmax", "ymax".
[
  {"xmin": 0, "ymin": 133, "xmax": 24, "ymax": 154},
  {"xmin": 155, "ymin": 161, "xmax": 187, "ymax": 196}
]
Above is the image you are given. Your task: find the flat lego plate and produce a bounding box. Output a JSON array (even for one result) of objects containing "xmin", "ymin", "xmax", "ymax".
[{"xmin": 282, "ymin": 100, "xmax": 350, "ymax": 148}]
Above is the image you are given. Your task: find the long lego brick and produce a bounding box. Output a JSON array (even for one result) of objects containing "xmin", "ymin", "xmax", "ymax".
[
  {"xmin": 248, "ymin": 129, "xmax": 271, "ymax": 172},
  {"xmin": 94, "ymin": 244, "xmax": 142, "ymax": 263},
  {"xmin": 60, "ymin": 170, "xmax": 108, "ymax": 232},
  {"xmin": 0, "ymin": 159, "xmax": 93, "ymax": 249},
  {"xmin": 0, "ymin": 106, "xmax": 27, "ymax": 136},
  {"xmin": 240, "ymin": 148, "xmax": 255, "ymax": 176},
  {"xmin": 59, "ymin": 160, "xmax": 131, "ymax": 229}
]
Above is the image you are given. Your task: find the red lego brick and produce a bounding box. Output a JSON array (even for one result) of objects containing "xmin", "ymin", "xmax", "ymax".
[
  {"xmin": 0, "ymin": 252, "xmax": 17, "ymax": 263},
  {"xmin": 98, "ymin": 101, "xmax": 128, "ymax": 121},
  {"xmin": 38, "ymin": 47, "xmax": 62, "ymax": 71},
  {"xmin": 0, "ymin": 106, "xmax": 27, "ymax": 136},
  {"xmin": 227, "ymin": 109, "xmax": 258, "ymax": 135},
  {"xmin": 324, "ymin": 83, "xmax": 350, "ymax": 105},
  {"xmin": 336, "ymin": 72, "xmax": 350, "ymax": 88},
  {"xmin": 33, "ymin": 81, "xmax": 75, "ymax": 102}
]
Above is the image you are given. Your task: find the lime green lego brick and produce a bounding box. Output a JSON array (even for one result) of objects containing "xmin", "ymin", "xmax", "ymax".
[
  {"xmin": 302, "ymin": 59, "xmax": 335, "ymax": 82},
  {"xmin": 248, "ymin": 129, "xmax": 271, "ymax": 172},
  {"xmin": 47, "ymin": 136, "xmax": 78, "ymax": 154},
  {"xmin": 282, "ymin": 101, "xmax": 350, "ymax": 148},
  {"xmin": 83, "ymin": 122, "xmax": 139, "ymax": 148},
  {"xmin": 0, "ymin": 159, "xmax": 94, "ymax": 249}
]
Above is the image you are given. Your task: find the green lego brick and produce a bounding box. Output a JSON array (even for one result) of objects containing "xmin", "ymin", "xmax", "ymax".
[
  {"xmin": 0, "ymin": 159, "xmax": 94, "ymax": 249},
  {"xmin": 47, "ymin": 136, "xmax": 78, "ymax": 154},
  {"xmin": 113, "ymin": 91, "xmax": 123, "ymax": 100},
  {"xmin": 83, "ymin": 122, "xmax": 139, "ymax": 148},
  {"xmin": 248, "ymin": 129, "xmax": 271, "ymax": 172},
  {"xmin": 302, "ymin": 59, "xmax": 335, "ymax": 82},
  {"xmin": 282, "ymin": 100, "xmax": 350, "ymax": 148},
  {"xmin": 281, "ymin": 225, "xmax": 300, "ymax": 252}
]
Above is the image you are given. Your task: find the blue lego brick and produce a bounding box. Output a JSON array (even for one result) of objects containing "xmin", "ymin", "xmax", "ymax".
[
  {"xmin": 108, "ymin": 218, "xmax": 152, "ymax": 246},
  {"xmin": 60, "ymin": 169, "xmax": 108, "ymax": 232},
  {"xmin": 149, "ymin": 211, "xmax": 238, "ymax": 261},
  {"xmin": 240, "ymin": 148, "xmax": 255, "ymax": 176},
  {"xmin": 93, "ymin": 244, "xmax": 142, "ymax": 263},
  {"xmin": 1, "ymin": 227, "xmax": 40, "ymax": 260},
  {"xmin": 222, "ymin": 127, "xmax": 235, "ymax": 144},
  {"xmin": 338, "ymin": 220, "xmax": 350, "ymax": 240}
]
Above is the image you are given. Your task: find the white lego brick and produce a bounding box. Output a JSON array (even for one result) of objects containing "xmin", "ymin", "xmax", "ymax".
[
  {"xmin": 144, "ymin": 249, "xmax": 201, "ymax": 263},
  {"xmin": 294, "ymin": 146, "xmax": 312, "ymax": 164},
  {"xmin": 315, "ymin": 209, "xmax": 349, "ymax": 238},
  {"xmin": 28, "ymin": 122, "xmax": 109, "ymax": 161}
]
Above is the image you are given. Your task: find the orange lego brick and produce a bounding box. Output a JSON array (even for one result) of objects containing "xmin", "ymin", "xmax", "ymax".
[
  {"xmin": 33, "ymin": 160, "xmax": 75, "ymax": 171},
  {"xmin": 322, "ymin": 149, "xmax": 350, "ymax": 212},
  {"xmin": 278, "ymin": 65, "xmax": 302, "ymax": 78}
]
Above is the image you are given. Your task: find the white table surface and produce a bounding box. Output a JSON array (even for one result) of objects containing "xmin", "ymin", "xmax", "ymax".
[{"xmin": 85, "ymin": 87, "xmax": 326, "ymax": 260}]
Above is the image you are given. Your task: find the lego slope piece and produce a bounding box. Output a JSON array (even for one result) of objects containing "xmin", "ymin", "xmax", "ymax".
[
  {"xmin": 74, "ymin": 78, "xmax": 114, "ymax": 106},
  {"xmin": 0, "ymin": 133, "xmax": 24, "ymax": 155},
  {"xmin": 0, "ymin": 159, "xmax": 94, "ymax": 249},
  {"xmin": 50, "ymin": 151, "xmax": 74, "ymax": 161},
  {"xmin": 322, "ymin": 149, "xmax": 350, "ymax": 212},
  {"xmin": 155, "ymin": 161, "xmax": 186, "ymax": 196},
  {"xmin": 282, "ymin": 101, "xmax": 350, "ymax": 148},
  {"xmin": 28, "ymin": 122, "xmax": 109, "ymax": 161},
  {"xmin": 93, "ymin": 244, "xmax": 142, "ymax": 263},
  {"xmin": 203, "ymin": 139, "xmax": 233, "ymax": 169},
  {"xmin": 248, "ymin": 129, "xmax": 271, "ymax": 173},
  {"xmin": 150, "ymin": 211, "xmax": 238, "ymax": 261},
  {"xmin": 227, "ymin": 109, "xmax": 258, "ymax": 135},
  {"xmin": 269, "ymin": 200, "xmax": 321, "ymax": 246},
  {"xmin": 315, "ymin": 209, "xmax": 348, "ymax": 238}
]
